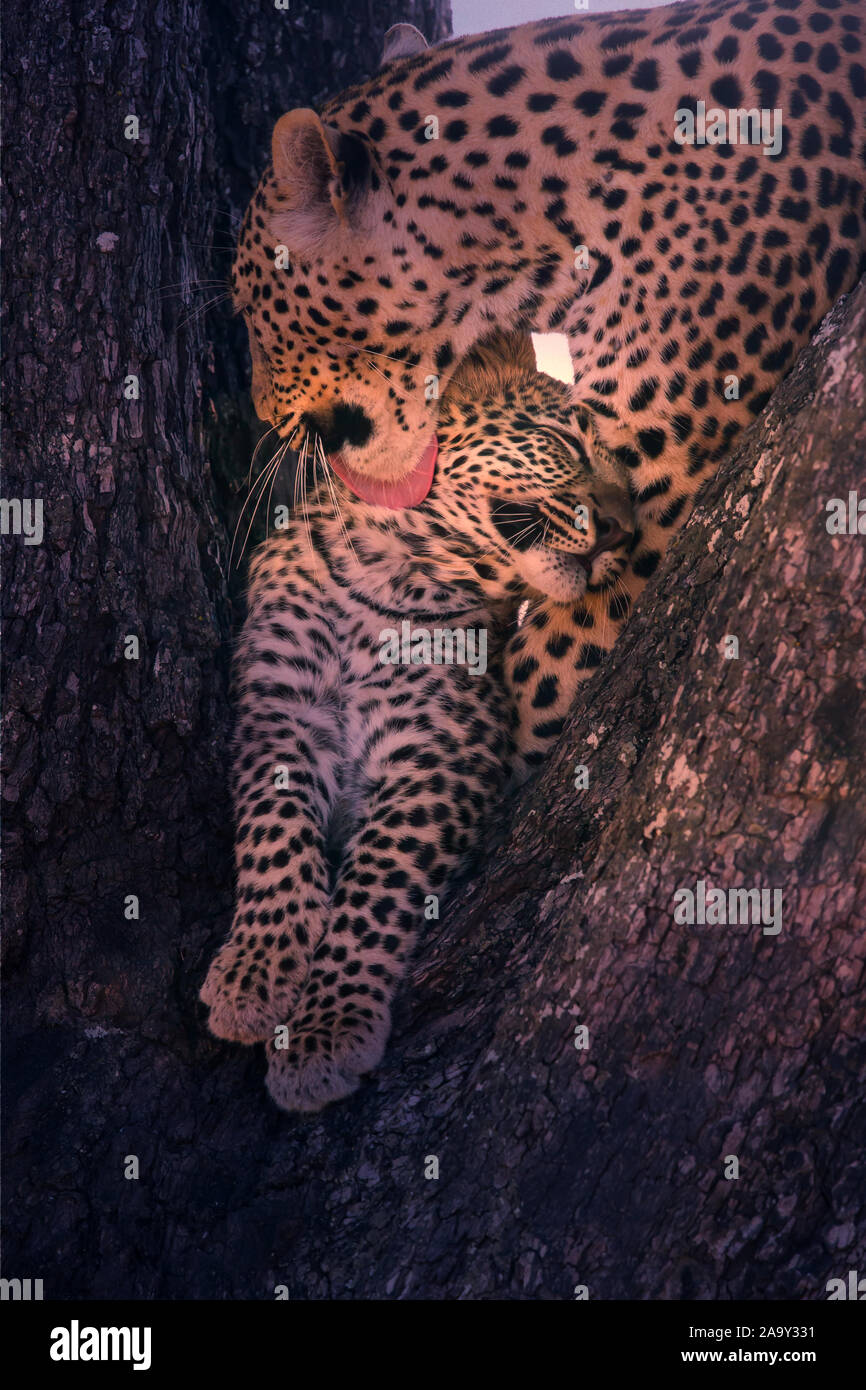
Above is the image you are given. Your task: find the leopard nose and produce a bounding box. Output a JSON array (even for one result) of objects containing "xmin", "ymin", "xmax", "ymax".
[
  {"xmin": 302, "ymin": 404, "xmax": 373, "ymax": 454},
  {"xmin": 593, "ymin": 510, "xmax": 633, "ymax": 553},
  {"xmin": 591, "ymin": 485, "xmax": 634, "ymax": 553}
]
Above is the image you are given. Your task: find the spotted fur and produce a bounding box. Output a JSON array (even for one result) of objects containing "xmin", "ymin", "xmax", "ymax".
[
  {"xmin": 232, "ymin": 0, "xmax": 866, "ymax": 760},
  {"xmin": 200, "ymin": 333, "xmax": 635, "ymax": 1110}
]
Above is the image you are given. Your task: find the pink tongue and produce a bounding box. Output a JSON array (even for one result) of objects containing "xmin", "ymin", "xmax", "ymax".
[{"xmin": 330, "ymin": 435, "xmax": 437, "ymax": 509}]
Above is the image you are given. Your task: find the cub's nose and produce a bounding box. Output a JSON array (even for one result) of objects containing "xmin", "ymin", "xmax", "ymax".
[
  {"xmin": 591, "ymin": 486, "xmax": 635, "ymax": 554},
  {"xmin": 594, "ymin": 512, "xmax": 631, "ymax": 553},
  {"xmin": 302, "ymin": 404, "xmax": 373, "ymax": 454}
]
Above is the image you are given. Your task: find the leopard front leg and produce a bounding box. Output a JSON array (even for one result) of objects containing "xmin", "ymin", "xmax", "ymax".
[
  {"xmin": 200, "ymin": 697, "xmax": 341, "ymax": 1043},
  {"xmin": 200, "ymin": 546, "xmax": 342, "ymax": 1043},
  {"xmin": 266, "ymin": 665, "xmax": 511, "ymax": 1111}
]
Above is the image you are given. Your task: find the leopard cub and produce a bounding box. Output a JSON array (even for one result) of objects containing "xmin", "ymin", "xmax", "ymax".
[{"xmin": 200, "ymin": 333, "xmax": 634, "ymax": 1112}]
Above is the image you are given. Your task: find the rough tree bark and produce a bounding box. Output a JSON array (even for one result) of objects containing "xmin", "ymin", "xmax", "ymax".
[{"xmin": 3, "ymin": 2, "xmax": 864, "ymax": 1300}]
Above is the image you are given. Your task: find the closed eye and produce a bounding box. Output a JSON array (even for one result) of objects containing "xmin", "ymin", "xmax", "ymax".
[{"xmin": 532, "ymin": 422, "xmax": 591, "ymax": 471}]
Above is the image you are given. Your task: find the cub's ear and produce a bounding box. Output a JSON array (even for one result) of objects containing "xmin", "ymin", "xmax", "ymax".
[
  {"xmin": 271, "ymin": 109, "xmax": 372, "ymax": 248},
  {"xmin": 478, "ymin": 329, "xmax": 538, "ymax": 375},
  {"xmin": 445, "ymin": 331, "xmax": 538, "ymax": 403},
  {"xmin": 380, "ymin": 23, "xmax": 429, "ymax": 67}
]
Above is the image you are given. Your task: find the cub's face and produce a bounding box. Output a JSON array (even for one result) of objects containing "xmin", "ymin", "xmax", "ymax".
[
  {"xmin": 427, "ymin": 382, "xmax": 636, "ymax": 603},
  {"xmin": 232, "ymin": 111, "xmax": 464, "ymax": 506}
]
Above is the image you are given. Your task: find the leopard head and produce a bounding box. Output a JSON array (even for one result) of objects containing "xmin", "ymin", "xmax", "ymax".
[
  {"xmin": 429, "ymin": 334, "xmax": 635, "ymax": 603},
  {"xmin": 232, "ymin": 104, "xmax": 470, "ymax": 507}
]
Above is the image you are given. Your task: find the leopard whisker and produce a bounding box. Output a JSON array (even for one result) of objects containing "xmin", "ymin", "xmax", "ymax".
[
  {"xmin": 238, "ymin": 450, "xmax": 285, "ymax": 569},
  {"xmin": 229, "ymin": 434, "xmax": 296, "ymax": 572},
  {"xmin": 316, "ymin": 437, "xmax": 359, "ymax": 567},
  {"xmin": 229, "ymin": 455, "xmax": 279, "ymax": 572},
  {"xmin": 364, "ymin": 356, "xmax": 418, "ymax": 408},
  {"xmin": 358, "ymin": 344, "xmax": 426, "ymax": 369},
  {"xmin": 175, "ymin": 290, "xmax": 232, "ymax": 331},
  {"xmin": 297, "ymin": 436, "xmax": 316, "ymax": 566},
  {"xmin": 248, "ymin": 415, "xmax": 294, "ymax": 488},
  {"xmin": 264, "ymin": 439, "xmax": 286, "ymax": 540},
  {"xmin": 158, "ymin": 279, "xmax": 230, "ymax": 293}
]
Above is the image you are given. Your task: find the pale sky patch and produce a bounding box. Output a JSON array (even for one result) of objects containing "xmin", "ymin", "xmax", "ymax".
[{"xmin": 452, "ymin": 0, "xmax": 672, "ymax": 36}]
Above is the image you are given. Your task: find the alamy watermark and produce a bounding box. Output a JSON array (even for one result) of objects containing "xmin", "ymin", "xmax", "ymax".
[
  {"xmin": 825, "ymin": 491, "xmax": 865, "ymax": 534},
  {"xmin": 674, "ymin": 102, "xmax": 782, "ymax": 158},
  {"xmin": 0, "ymin": 1277, "xmax": 43, "ymax": 1299},
  {"xmin": 826, "ymin": 1270, "xmax": 865, "ymax": 1300},
  {"xmin": 49, "ymin": 1320, "xmax": 152, "ymax": 1370},
  {"xmin": 378, "ymin": 620, "xmax": 488, "ymax": 675},
  {"xmin": 673, "ymin": 879, "xmax": 782, "ymax": 935},
  {"xmin": 0, "ymin": 498, "xmax": 43, "ymax": 544}
]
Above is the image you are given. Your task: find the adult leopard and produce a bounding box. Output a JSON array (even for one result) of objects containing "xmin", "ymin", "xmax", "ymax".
[
  {"xmin": 232, "ymin": 0, "xmax": 866, "ymax": 764},
  {"xmin": 201, "ymin": 333, "xmax": 634, "ymax": 1110}
]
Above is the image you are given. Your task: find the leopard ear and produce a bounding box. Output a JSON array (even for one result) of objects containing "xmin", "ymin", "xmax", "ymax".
[
  {"xmin": 271, "ymin": 109, "xmax": 372, "ymax": 248},
  {"xmin": 380, "ymin": 23, "xmax": 429, "ymax": 67}
]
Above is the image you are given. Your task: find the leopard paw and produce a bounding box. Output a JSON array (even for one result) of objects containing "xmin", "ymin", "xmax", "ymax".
[
  {"xmin": 199, "ymin": 938, "xmax": 305, "ymax": 1044},
  {"xmin": 265, "ymin": 1047, "xmax": 360, "ymax": 1114},
  {"xmin": 264, "ymin": 1008, "xmax": 391, "ymax": 1113}
]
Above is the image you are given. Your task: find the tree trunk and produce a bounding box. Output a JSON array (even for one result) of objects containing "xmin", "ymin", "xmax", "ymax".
[{"xmin": 3, "ymin": 2, "xmax": 864, "ymax": 1300}]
